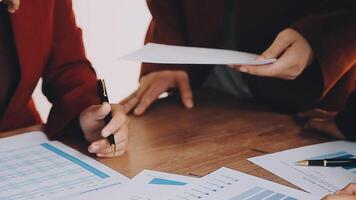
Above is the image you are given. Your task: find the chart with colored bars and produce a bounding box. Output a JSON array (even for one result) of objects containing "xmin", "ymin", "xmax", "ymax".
[
  {"xmin": 230, "ymin": 186, "xmax": 297, "ymax": 200},
  {"xmin": 309, "ymin": 151, "xmax": 356, "ymax": 174},
  {"xmin": 169, "ymin": 168, "xmax": 311, "ymax": 200},
  {"xmin": 0, "ymin": 142, "xmax": 126, "ymax": 200}
]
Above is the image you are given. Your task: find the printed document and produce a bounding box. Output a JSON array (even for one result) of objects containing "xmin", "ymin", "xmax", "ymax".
[{"xmin": 249, "ymin": 141, "xmax": 356, "ymax": 198}]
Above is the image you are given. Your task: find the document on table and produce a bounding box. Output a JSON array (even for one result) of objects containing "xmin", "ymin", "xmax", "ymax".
[
  {"xmin": 0, "ymin": 131, "xmax": 129, "ymax": 200},
  {"xmin": 249, "ymin": 141, "xmax": 356, "ymax": 198},
  {"xmin": 121, "ymin": 43, "xmax": 276, "ymax": 65},
  {"xmin": 166, "ymin": 167, "xmax": 315, "ymax": 200},
  {"xmin": 118, "ymin": 170, "xmax": 197, "ymax": 200}
]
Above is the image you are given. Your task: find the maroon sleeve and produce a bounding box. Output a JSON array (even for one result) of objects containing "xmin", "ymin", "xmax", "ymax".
[
  {"xmin": 291, "ymin": 0, "xmax": 356, "ymax": 97},
  {"xmin": 141, "ymin": 0, "xmax": 214, "ymax": 88},
  {"xmin": 42, "ymin": 0, "xmax": 100, "ymax": 139}
]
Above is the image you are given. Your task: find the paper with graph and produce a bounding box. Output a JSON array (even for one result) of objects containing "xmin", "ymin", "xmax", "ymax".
[
  {"xmin": 117, "ymin": 170, "xmax": 197, "ymax": 200},
  {"xmin": 249, "ymin": 141, "xmax": 356, "ymax": 198},
  {"xmin": 121, "ymin": 43, "xmax": 276, "ymax": 65},
  {"xmin": 0, "ymin": 132, "xmax": 129, "ymax": 200},
  {"xmin": 166, "ymin": 167, "xmax": 315, "ymax": 200}
]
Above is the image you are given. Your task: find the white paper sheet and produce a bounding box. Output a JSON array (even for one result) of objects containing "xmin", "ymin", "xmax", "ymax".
[
  {"xmin": 117, "ymin": 170, "xmax": 197, "ymax": 200},
  {"xmin": 165, "ymin": 167, "xmax": 315, "ymax": 200},
  {"xmin": 0, "ymin": 132, "xmax": 129, "ymax": 200},
  {"xmin": 249, "ymin": 141, "xmax": 356, "ymax": 198},
  {"xmin": 0, "ymin": 131, "xmax": 48, "ymax": 151},
  {"xmin": 121, "ymin": 43, "xmax": 276, "ymax": 65}
]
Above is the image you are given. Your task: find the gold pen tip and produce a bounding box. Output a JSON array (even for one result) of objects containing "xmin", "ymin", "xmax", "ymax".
[
  {"xmin": 295, "ymin": 160, "xmax": 308, "ymax": 166},
  {"xmin": 111, "ymin": 144, "xmax": 116, "ymax": 155}
]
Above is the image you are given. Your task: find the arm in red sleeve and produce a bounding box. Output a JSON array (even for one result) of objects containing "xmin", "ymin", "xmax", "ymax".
[{"xmin": 42, "ymin": 0, "xmax": 100, "ymax": 139}]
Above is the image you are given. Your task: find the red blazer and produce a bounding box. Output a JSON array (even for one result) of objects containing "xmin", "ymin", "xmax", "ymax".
[
  {"xmin": 0, "ymin": 0, "xmax": 100, "ymax": 138},
  {"xmin": 142, "ymin": 0, "xmax": 356, "ymax": 112}
]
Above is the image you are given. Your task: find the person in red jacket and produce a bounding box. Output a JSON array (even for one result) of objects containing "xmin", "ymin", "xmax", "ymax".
[
  {"xmin": 122, "ymin": 1, "xmax": 355, "ymax": 117},
  {"xmin": 0, "ymin": 0, "xmax": 129, "ymax": 157}
]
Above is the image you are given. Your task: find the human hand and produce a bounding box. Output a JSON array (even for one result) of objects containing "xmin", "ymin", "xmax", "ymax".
[
  {"xmin": 232, "ymin": 28, "xmax": 313, "ymax": 80},
  {"xmin": 79, "ymin": 103, "xmax": 130, "ymax": 157},
  {"xmin": 298, "ymin": 108, "xmax": 345, "ymax": 139},
  {"xmin": 0, "ymin": 0, "xmax": 20, "ymax": 13},
  {"xmin": 322, "ymin": 183, "xmax": 356, "ymax": 200},
  {"xmin": 121, "ymin": 70, "xmax": 193, "ymax": 115}
]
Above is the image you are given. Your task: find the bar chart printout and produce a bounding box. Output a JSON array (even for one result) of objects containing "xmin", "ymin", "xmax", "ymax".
[
  {"xmin": 249, "ymin": 141, "xmax": 356, "ymax": 198},
  {"xmin": 167, "ymin": 167, "xmax": 314, "ymax": 200},
  {"xmin": 0, "ymin": 141, "xmax": 129, "ymax": 200}
]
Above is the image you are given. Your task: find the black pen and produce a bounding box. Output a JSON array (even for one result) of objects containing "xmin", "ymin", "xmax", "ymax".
[
  {"xmin": 97, "ymin": 79, "xmax": 116, "ymax": 155},
  {"xmin": 296, "ymin": 158, "xmax": 356, "ymax": 167}
]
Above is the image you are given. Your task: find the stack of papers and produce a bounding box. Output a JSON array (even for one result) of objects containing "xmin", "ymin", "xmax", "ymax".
[{"xmin": 1, "ymin": 132, "xmax": 354, "ymax": 199}]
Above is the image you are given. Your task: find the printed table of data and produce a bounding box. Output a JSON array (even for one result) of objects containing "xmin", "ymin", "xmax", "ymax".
[
  {"xmin": 169, "ymin": 168, "xmax": 313, "ymax": 200},
  {"xmin": 0, "ymin": 142, "xmax": 126, "ymax": 200}
]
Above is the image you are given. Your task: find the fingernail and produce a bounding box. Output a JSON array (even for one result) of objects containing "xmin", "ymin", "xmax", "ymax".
[
  {"xmin": 102, "ymin": 130, "xmax": 110, "ymax": 137},
  {"xmin": 96, "ymin": 154, "xmax": 104, "ymax": 157},
  {"xmin": 186, "ymin": 99, "xmax": 193, "ymax": 108},
  {"xmin": 88, "ymin": 144, "xmax": 99, "ymax": 153},
  {"xmin": 134, "ymin": 108, "xmax": 141, "ymax": 115}
]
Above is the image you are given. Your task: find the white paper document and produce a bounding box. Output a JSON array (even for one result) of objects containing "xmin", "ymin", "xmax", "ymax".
[
  {"xmin": 121, "ymin": 43, "xmax": 276, "ymax": 65},
  {"xmin": 0, "ymin": 132, "xmax": 129, "ymax": 200},
  {"xmin": 249, "ymin": 141, "xmax": 356, "ymax": 198},
  {"xmin": 118, "ymin": 170, "xmax": 197, "ymax": 200},
  {"xmin": 166, "ymin": 167, "xmax": 314, "ymax": 200}
]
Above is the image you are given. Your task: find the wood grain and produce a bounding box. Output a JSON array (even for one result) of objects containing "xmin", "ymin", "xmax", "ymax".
[{"xmin": 0, "ymin": 89, "xmax": 332, "ymax": 190}]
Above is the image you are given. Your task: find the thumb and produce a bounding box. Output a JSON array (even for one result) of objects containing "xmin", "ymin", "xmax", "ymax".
[{"xmin": 92, "ymin": 102, "xmax": 111, "ymax": 120}]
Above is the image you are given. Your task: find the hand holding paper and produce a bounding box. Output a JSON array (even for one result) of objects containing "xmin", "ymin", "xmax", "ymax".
[{"xmin": 232, "ymin": 29, "xmax": 314, "ymax": 80}]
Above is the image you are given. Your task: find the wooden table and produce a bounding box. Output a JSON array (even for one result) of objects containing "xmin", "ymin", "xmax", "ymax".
[{"xmin": 0, "ymin": 90, "xmax": 332, "ymax": 190}]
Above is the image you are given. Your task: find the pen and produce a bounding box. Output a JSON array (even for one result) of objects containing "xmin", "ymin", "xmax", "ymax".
[
  {"xmin": 97, "ymin": 79, "xmax": 116, "ymax": 155},
  {"xmin": 296, "ymin": 158, "xmax": 356, "ymax": 167}
]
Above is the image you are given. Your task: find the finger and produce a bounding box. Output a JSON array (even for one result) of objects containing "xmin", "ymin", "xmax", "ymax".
[
  {"xmin": 134, "ymin": 85, "xmax": 162, "ymax": 115},
  {"xmin": 89, "ymin": 103, "xmax": 111, "ymax": 120},
  {"xmin": 235, "ymin": 42, "xmax": 296, "ymax": 77},
  {"xmin": 101, "ymin": 105, "xmax": 127, "ymax": 137},
  {"xmin": 175, "ymin": 73, "xmax": 194, "ymax": 109},
  {"xmin": 236, "ymin": 46, "xmax": 299, "ymax": 79},
  {"xmin": 299, "ymin": 109, "xmax": 337, "ymax": 119},
  {"xmin": 88, "ymin": 139, "xmax": 108, "ymax": 153},
  {"xmin": 260, "ymin": 30, "xmax": 294, "ymax": 60},
  {"xmin": 94, "ymin": 142, "xmax": 127, "ymax": 154},
  {"xmin": 339, "ymin": 184, "xmax": 356, "ymax": 195},
  {"xmin": 89, "ymin": 122, "xmax": 129, "ymax": 152},
  {"xmin": 4, "ymin": 0, "xmax": 19, "ymax": 13},
  {"xmin": 305, "ymin": 118, "xmax": 327, "ymax": 130},
  {"xmin": 121, "ymin": 84, "xmax": 150, "ymax": 114},
  {"xmin": 305, "ymin": 118, "xmax": 345, "ymax": 139},
  {"xmin": 122, "ymin": 92, "xmax": 141, "ymax": 114},
  {"xmin": 322, "ymin": 194, "xmax": 356, "ymax": 200},
  {"xmin": 96, "ymin": 150, "xmax": 126, "ymax": 158}
]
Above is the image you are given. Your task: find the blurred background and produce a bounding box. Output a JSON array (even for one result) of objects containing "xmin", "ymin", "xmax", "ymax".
[{"xmin": 33, "ymin": 0, "xmax": 152, "ymax": 121}]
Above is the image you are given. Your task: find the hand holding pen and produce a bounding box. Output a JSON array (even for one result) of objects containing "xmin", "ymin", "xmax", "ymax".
[{"xmin": 78, "ymin": 79, "xmax": 130, "ymax": 157}]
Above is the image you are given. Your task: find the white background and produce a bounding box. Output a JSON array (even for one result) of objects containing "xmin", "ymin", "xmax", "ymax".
[{"xmin": 33, "ymin": 0, "xmax": 152, "ymax": 121}]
